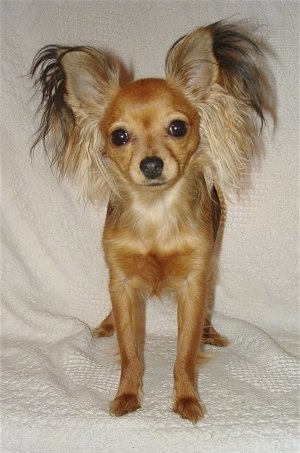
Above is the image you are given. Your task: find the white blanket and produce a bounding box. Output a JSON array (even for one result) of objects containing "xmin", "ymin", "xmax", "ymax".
[{"xmin": 1, "ymin": 1, "xmax": 299, "ymax": 452}]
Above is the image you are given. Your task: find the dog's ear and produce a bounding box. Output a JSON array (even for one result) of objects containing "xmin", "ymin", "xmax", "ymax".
[
  {"xmin": 60, "ymin": 48, "xmax": 119, "ymax": 115},
  {"xmin": 165, "ymin": 27, "xmax": 218, "ymax": 98},
  {"xmin": 31, "ymin": 46, "xmax": 120, "ymax": 201},
  {"xmin": 166, "ymin": 21, "xmax": 269, "ymax": 196}
]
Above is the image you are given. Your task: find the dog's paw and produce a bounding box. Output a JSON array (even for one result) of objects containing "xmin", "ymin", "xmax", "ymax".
[
  {"xmin": 92, "ymin": 323, "xmax": 115, "ymax": 338},
  {"xmin": 204, "ymin": 333, "xmax": 229, "ymax": 347},
  {"xmin": 109, "ymin": 393, "xmax": 141, "ymax": 416},
  {"xmin": 173, "ymin": 396, "xmax": 206, "ymax": 423},
  {"xmin": 202, "ymin": 323, "xmax": 229, "ymax": 347},
  {"xmin": 92, "ymin": 311, "xmax": 115, "ymax": 338}
]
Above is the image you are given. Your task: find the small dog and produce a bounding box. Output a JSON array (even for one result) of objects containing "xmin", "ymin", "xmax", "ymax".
[{"xmin": 31, "ymin": 20, "xmax": 267, "ymax": 423}]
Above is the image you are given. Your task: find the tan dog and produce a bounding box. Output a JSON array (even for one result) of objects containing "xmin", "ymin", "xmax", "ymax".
[{"xmin": 31, "ymin": 20, "xmax": 267, "ymax": 422}]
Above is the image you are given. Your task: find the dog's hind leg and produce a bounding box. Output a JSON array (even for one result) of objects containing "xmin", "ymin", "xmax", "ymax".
[
  {"xmin": 93, "ymin": 310, "xmax": 115, "ymax": 337},
  {"xmin": 92, "ymin": 311, "xmax": 228, "ymax": 348},
  {"xmin": 202, "ymin": 319, "xmax": 229, "ymax": 347}
]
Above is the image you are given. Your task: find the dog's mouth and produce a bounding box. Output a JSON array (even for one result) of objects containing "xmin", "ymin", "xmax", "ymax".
[
  {"xmin": 142, "ymin": 181, "xmax": 168, "ymax": 188},
  {"xmin": 141, "ymin": 176, "xmax": 179, "ymax": 189}
]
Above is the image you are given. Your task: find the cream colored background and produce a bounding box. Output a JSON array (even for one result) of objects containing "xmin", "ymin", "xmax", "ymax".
[{"xmin": 2, "ymin": 1, "xmax": 299, "ymax": 452}]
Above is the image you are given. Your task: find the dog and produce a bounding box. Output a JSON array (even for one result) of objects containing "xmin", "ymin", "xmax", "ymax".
[{"xmin": 30, "ymin": 20, "xmax": 268, "ymax": 423}]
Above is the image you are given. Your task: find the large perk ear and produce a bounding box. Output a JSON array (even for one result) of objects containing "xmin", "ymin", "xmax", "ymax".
[
  {"xmin": 61, "ymin": 48, "xmax": 120, "ymax": 115},
  {"xmin": 165, "ymin": 26, "xmax": 218, "ymax": 98},
  {"xmin": 166, "ymin": 21, "xmax": 268, "ymax": 196},
  {"xmin": 31, "ymin": 46, "xmax": 121, "ymax": 201}
]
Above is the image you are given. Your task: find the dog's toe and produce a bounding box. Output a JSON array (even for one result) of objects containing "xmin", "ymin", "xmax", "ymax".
[
  {"xmin": 173, "ymin": 396, "xmax": 205, "ymax": 424},
  {"xmin": 109, "ymin": 393, "xmax": 141, "ymax": 416},
  {"xmin": 202, "ymin": 323, "xmax": 229, "ymax": 347},
  {"xmin": 92, "ymin": 323, "xmax": 115, "ymax": 338}
]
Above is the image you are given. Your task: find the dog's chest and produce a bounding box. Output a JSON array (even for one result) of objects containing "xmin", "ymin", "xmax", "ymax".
[
  {"xmin": 131, "ymin": 191, "xmax": 187, "ymax": 247},
  {"xmin": 105, "ymin": 183, "xmax": 208, "ymax": 259},
  {"xmin": 135, "ymin": 199, "xmax": 175, "ymax": 234},
  {"xmin": 104, "ymin": 190, "xmax": 211, "ymax": 295}
]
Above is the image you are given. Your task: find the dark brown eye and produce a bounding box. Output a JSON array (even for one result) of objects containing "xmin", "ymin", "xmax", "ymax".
[
  {"xmin": 168, "ymin": 120, "xmax": 187, "ymax": 137},
  {"xmin": 111, "ymin": 129, "xmax": 130, "ymax": 146}
]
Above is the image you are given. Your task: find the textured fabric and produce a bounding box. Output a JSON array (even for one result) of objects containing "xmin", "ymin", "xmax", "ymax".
[{"xmin": 1, "ymin": 1, "xmax": 299, "ymax": 452}]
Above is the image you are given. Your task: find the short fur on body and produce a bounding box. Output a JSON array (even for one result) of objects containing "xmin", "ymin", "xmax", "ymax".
[{"xmin": 31, "ymin": 20, "xmax": 267, "ymax": 423}]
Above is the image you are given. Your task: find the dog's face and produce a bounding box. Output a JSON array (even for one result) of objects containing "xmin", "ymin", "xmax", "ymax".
[{"xmin": 101, "ymin": 78, "xmax": 200, "ymax": 189}]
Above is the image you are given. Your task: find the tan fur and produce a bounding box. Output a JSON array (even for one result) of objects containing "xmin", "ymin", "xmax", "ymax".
[{"xmin": 31, "ymin": 20, "xmax": 269, "ymax": 423}]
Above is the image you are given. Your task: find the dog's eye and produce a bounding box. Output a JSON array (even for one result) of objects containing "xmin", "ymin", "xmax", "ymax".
[
  {"xmin": 111, "ymin": 129, "xmax": 130, "ymax": 146},
  {"xmin": 168, "ymin": 120, "xmax": 187, "ymax": 137}
]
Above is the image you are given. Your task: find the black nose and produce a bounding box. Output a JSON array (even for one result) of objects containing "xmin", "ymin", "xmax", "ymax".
[{"xmin": 140, "ymin": 157, "xmax": 164, "ymax": 180}]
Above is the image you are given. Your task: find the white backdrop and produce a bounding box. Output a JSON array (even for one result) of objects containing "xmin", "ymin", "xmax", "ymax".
[{"xmin": 1, "ymin": 1, "xmax": 299, "ymax": 452}]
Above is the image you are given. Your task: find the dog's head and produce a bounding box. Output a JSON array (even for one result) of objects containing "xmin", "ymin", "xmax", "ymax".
[
  {"xmin": 31, "ymin": 21, "xmax": 269, "ymax": 200},
  {"xmin": 100, "ymin": 78, "xmax": 200, "ymax": 190}
]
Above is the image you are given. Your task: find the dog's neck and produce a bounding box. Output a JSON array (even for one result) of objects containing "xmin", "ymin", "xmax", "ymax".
[{"xmin": 106, "ymin": 166, "xmax": 213, "ymax": 242}]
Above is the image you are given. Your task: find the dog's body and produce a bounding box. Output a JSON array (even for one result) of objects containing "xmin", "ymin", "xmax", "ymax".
[{"xmin": 31, "ymin": 20, "xmax": 267, "ymax": 422}]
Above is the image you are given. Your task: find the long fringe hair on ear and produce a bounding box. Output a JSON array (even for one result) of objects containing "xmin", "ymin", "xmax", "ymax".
[
  {"xmin": 30, "ymin": 45, "xmax": 121, "ymax": 201},
  {"xmin": 31, "ymin": 21, "xmax": 270, "ymax": 201},
  {"xmin": 165, "ymin": 20, "xmax": 269, "ymax": 196}
]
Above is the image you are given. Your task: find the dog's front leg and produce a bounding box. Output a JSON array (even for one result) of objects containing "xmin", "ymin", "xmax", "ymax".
[
  {"xmin": 173, "ymin": 272, "xmax": 207, "ymax": 423},
  {"xmin": 109, "ymin": 274, "xmax": 145, "ymax": 416}
]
